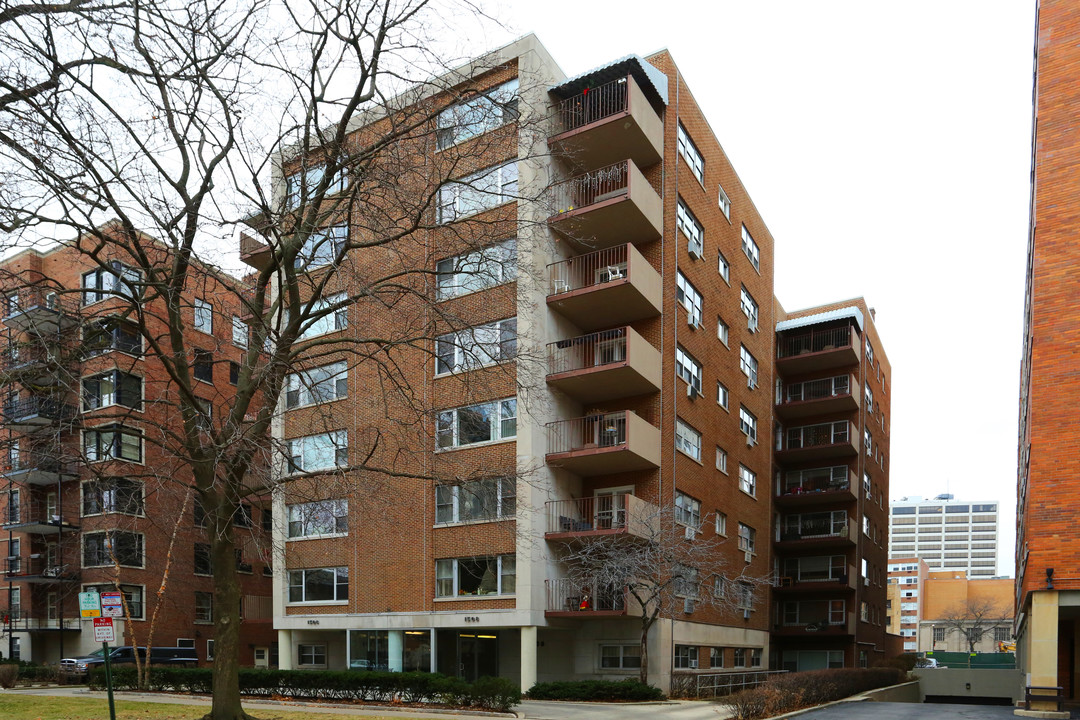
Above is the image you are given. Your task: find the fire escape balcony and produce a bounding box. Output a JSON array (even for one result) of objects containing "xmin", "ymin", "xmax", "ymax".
[
  {"xmin": 1, "ymin": 397, "xmax": 78, "ymax": 434},
  {"xmin": 0, "ymin": 342, "xmax": 68, "ymax": 387},
  {"xmin": 547, "ymin": 244, "xmax": 662, "ymax": 331},
  {"xmin": 546, "ymin": 327, "xmax": 661, "ymax": 403},
  {"xmin": 547, "ymin": 160, "xmax": 663, "ymax": 249},
  {"xmin": 775, "ymin": 374, "xmax": 860, "ymax": 420},
  {"xmin": 1, "ymin": 499, "xmax": 78, "ymax": 535},
  {"xmin": 3, "ymin": 556, "xmax": 78, "ymax": 583},
  {"xmin": 776, "ymin": 421, "xmax": 858, "ymax": 462},
  {"xmin": 1, "ymin": 451, "xmax": 75, "ymax": 486},
  {"xmin": 545, "ymin": 410, "xmax": 661, "ymax": 476},
  {"xmin": 548, "ymin": 75, "xmax": 664, "ymax": 170},
  {"xmin": 2, "ymin": 289, "xmax": 78, "ymax": 334},
  {"xmin": 545, "ymin": 494, "xmax": 660, "ymax": 540},
  {"xmin": 776, "ymin": 325, "xmax": 861, "ymax": 375},
  {"xmin": 545, "ymin": 577, "xmax": 631, "ymax": 618}
]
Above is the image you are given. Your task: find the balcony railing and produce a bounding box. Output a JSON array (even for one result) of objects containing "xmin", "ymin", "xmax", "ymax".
[
  {"xmin": 3, "ymin": 556, "xmax": 76, "ymax": 580},
  {"xmin": 775, "ymin": 563, "xmax": 855, "ymax": 587},
  {"xmin": 786, "ymin": 421, "xmax": 851, "ymax": 450},
  {"xmin": 545, "ymin": 494, "xmax": 659, "ymax": 537},
  {"xmin": 548, "ymin": 328, "xmax": 628, "ymax": 375},
  {"xmin": 548, "ymin": 245, "xmax": 630, "ymax": 297},
  {"xmin": 778, "ymin": 466, "xmax": 851, "ymax": 496},
  {"xmin": 777, "ymin": 326, "xmax": 855, "ymax": 359},
  {"xmin": 779, "ymin": 516, "xmax": 854, "ymax": 542},
  {"xmin": 1, "ymin": 498, "xmax": 76, "ymax": 533},
  {"xmin": 551, "ymin": 160, "xmax": 629, "ymax": 215},
  {"xmin": 545, "ymin": 577, "xmax": 626, "ymax": 614},
  {"xmin": 548, "ymin": 412, "xmax": 629, "ymax": 454},
  {"xmin": 1, "ymin": 396, "xmax": 77, "ymax": 427},
  {"xmin": 785, "ymin": 376, "xmax": 850, "ymax": 403},
  {"xmin": 553, "ymin": 77, "xmax": 629, "ymax": 135}
]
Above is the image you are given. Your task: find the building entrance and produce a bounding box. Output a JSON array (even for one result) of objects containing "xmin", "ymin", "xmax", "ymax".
[{"xmin": 436, "ymin": 630, "xmax": 498, "ymax": 681}]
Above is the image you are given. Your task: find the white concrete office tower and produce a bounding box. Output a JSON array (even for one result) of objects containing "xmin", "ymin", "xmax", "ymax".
[{"xmin": 888, "ymin": 496, "xmax": 998, "ymax": 577}]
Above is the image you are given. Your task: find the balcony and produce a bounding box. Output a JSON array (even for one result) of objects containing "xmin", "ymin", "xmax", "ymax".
[
  {"xmin": 547, "ymin": 244, "xmax": 662, "ymax": 331},
  {"xmin": 0, "ymin": 343, "xmax": 68, "ymax": 386},
  {"xmin": 3, "ymin": 289, "xmax": 78, "ymax": 333},
  {"xmin": 8, "ymin": 616, "xmax": 82, "ymax": 632},
  {"xmin": 239, "ymin": 232, "xmax": 272, "ymax": 270},
  {"xmin": 776, "ymin": 374, "xmax": 859, "ymax": 420},
  {"xmin": 773, "ymin": 611, "xmax": 856, "ymax": 638},
  {"xmin": 1, "ymin": 397, "xmax": 78, "ymax": 434},
  {"xmin": 547, "ymin": 160, "xmax": 663, "ymax": 248},
  {"xmin": 775, "ymin": 516, "xmax": 857, "ymax": 551},
  {"xmin": 774, "ymin": 467, "xmax": 857, "ymax": 508},
  {"xmin": 3, "ymin": 556, "xmax": 77, "ymax": 583},
  {"xmin": 547, "ymin": 327, "xmax": 661, "ymax": 403},
  {"xmin": 2, "ymin": 451, "xmax": 74, "ymax": 486},
  {"xmin": 776, "ymin": 325, "xmax": 860, "ymax": 375},
  {"xmin": 548, "ymin": 75, "xmax": 664, "ymax": 170},
  {"xmin": 545, "ymin": 494, "xmax": 659, "ymax": 540},
  {"xmin": 546, "ymin": 411, "xmax": 661, "ymax": 476},
  {"xmin": 773, "ymin": 565, "xmax": 857, "ymax": 594},
  {"xmin": 777, "ymin": 421, "xmax": 858, "ymax": 461},
  {"xmin": 545, "ymin": 578, "xmax": 628, "ymax": 618}
]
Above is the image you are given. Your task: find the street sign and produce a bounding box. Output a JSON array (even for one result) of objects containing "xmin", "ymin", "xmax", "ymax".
[
  {"xmin": 100, "ymin": 591, "xmax": 123, "ymax": 618},
  {"xmin": 78, "ymin": 591, "xmax": 101, "ymax": 619},
  {"xmin": 93, "ymin": 617, "xmax": 115, "ymax": 644}
]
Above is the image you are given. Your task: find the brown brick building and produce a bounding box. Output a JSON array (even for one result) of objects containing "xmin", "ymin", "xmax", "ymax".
[
  {"xmin": 886, "ymin": 557, "xmax": 928, "ymax": 652},
  {"xmin": 258, "ymin": 35, "xmax": 892, "ymax": 689},
  {"xmin": 0, "ymin": 234, "xmax": 274, "ymax": 665},
  {"xmin": 1015, "ymin": 0, "xmax": 1080, "ymax": 706}
]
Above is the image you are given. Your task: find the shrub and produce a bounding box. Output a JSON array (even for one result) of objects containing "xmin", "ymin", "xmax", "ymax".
[
  {"xmin": 16, "ymin": 663, "xmax": 57, "ymax": 683},
  {"xmin": 874, "ymin": 654, "xmax": 916, "ymax": 673},
  {"xmin": 0, "ymin": 663, "xmax": 18, "ymax": 689},
  {"xmin": 470, "ymin": 675, "xmax": 522, "ymax": 711},
  {"xmin": 719, "ymin": 668, "xmax": 905, "ymax": 720},
  {"xmin": 527, "ymin": 678, "xmax": 665, "ymax": 701}
]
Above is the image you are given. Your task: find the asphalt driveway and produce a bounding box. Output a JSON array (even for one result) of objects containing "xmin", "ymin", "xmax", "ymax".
[{"xmin": 791, "ymin": 701, "xmax": 1035, "ymax": 719}]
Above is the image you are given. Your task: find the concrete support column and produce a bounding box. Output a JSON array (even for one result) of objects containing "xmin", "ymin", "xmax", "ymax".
[
  {"xmin": 1030, "ymin": 590, "xmax": 1060, "ymax": 711},
  {"xmin": 278, "ymin": 629, "xmax": 293, "ymax": 670},
  {"xmin": 388, "ymin": 630, "xmax": 404, "ymax": 672},
  {"xmin": 520, "ymin": 626, "xmax": 537, "ymax": 692}
]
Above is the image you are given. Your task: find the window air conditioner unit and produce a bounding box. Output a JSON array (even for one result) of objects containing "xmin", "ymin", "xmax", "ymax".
[
  {"xmin": 685, "ymin": 525, "xmax": 696, "ymax": 540},
  {"xmin": 688, "ymin": 247, "xmax": 701, "ymax": 260},
  {"xmin": 748, "ymin": 317, "xmax": 758, "ymax": 334},
  {"xmin": 746, "ymin": 435, "xmax": 755, "ymax": 448},
  {"xmin": 683, "ymin": 598, "xmax": 695, "ymax": 614},
  {"xmin": 744, "ymin": 551, "xmax": 753, "ymax": 564},
  {"xmin": 688, "ymin": 658, "xmax": 698, "ymax": 668},
  {"xmin": 743, "ymin": 608, "xmax": 752, "ymax": 620},
  {"xmin": 687, "ymin": 384, "xmax": 699, "ymax": 399},
  {"xmin": 688, "ymin": 314, "xmax": 697, "ymax": 329}
]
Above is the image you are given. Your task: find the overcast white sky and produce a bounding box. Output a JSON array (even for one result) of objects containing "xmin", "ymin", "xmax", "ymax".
[{"xmin": 485, "ymin": 1, "xmax": 1036, "ymax": 576}]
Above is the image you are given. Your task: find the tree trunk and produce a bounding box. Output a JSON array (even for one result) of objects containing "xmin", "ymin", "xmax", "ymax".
[
  {"xmin": 207, "ymin": 525, "xmax": 250, "ymax": 720},
  {"xmin": 639, "ymin": 617, "xmax": 650, "ymax": 685}
]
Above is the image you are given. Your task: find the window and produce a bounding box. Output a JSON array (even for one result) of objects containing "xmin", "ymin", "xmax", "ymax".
[
  {"xmin": 435, "ymin": 555, "xmax": 515, "ymax": 597},
  {"xmin": 675, "ymin": 419, "xmax": 701, "ymax": 461},
  {"xmin": 717, "ymin": 316, "xmax": 729, "ymax": 346},
  {"xmin": 195, "ymin": 591, "xmax": 213, "ymax": 622},
  {"xmin": 82, "ymin": 262, "xmax": 140, "ymax": 305},
  {"xmin": 435, "ymin": 318, "xmax": 517, "ymax": 374},
  {"xmin": 285, "ymin": 362, "xmax": 348, "ymax": 409},
  {"xmin": 676, "ymin": 198, "xmax": 704, "ymax": 256},
  {"xmin": 860, "ymin": 601, "xmax": 869, "ymax": 622},
  {"xmin": 206, "ymin": 639, "xmax": 215, "ymax": 660},
  {"xmin": 738, "ymin": 523, "xmax": 756, "ymax": 553},
  {"xmin": 865, "ymin": 386, "xmax": 874, "ymax": 413},
  {"xmin": 82, "ymin": 478, "xmax": 143, "ymax": 516},
  {"xmin": 284, "ymin": 163, "xmax": 348, "ymax": 208},
  {"xmin": 83, "ymin": 584, "xmax": 143, "ymax": 620},
  {"xmin": 864, "ymin": 429, "xmax": 872, "ymax": 456},
  {"xmin": 229, "ymin": 362, "xmax": 240, "ymax": 385},
  {"xmin": 232, "ymin": 503, "xmax": 253, "ymax": 528},
  {"xmin": 863, "ymin": 514, "xmax": 870, "ymax": 536},
  {"xmin": 715, "ymin": 446, "xmax": 727, "ymax": 473},
  {"xmin": 232, "ymin": 316, "xmax": 248, "ymax": 348},
  {"xmin": 435, "ymin": 478, "xmax": 515, "ymax": 524},
  {"xmin": 83, "ymin": 531, "xmax": 144, "ymax": 568},
  {"xmin": 736, "ymin": 582, "xmax": 754, "ymax": 610},
  {"xmin": 286, "ymin": 430, "xmax": 348, "ymax": 473},
  {"xmin": 734, "ymin": 648, "xmax": 747, "ymax": 667},
  {"xmin": 710, "ymin": 647, "xmax": 725, "ymax": 668},
  {"xmin": 739, "ymin": 345, "xmax": 758, "ymax": 389},
  {"xmin": 287, "ymin": 499, "xmax": 348, "ymax": 539},
  {"xmin": 288, "ymin": 567, "xmax": 349, "ymax": 602},
  {"xmin": 994, "ymin": 627, "xmax": 1010, "ymax": 643},
  {"xmin": 676, "ymin": 123, "xmax": 704, "ymax": 182},
  {"xmin": 193, "ymin": 349, "xmax": 213, "ymax": 383},
  {"xmin": 676, "ymin": 272, "xmax": 703, "ymax": 326},
  {"xmin": 717, "ymin": 250, "xmax": 730, "ymax": 282},
  {"xmin": 750, "ymin": 648, "xmax": 763, "ymax": 667},
  {"xmin": 297, "ymin": 292, "xmax": 349, "ymax": 339},
  {"xmin": 83, "ymin": 318, "xmax": 142, "ymax": 356},
  {"xmin": 715, "ymin": 511, "xmax": 727, "ymax": 536},
  {"xmin": 82, "ymin": 371, "xmax": 141, "ymax": 411},
  {"xmin": 296, "ymin": 225, "xmax": 347, "ymax": 270},
  {"xmin": 84, "ymin": 425, "xmax": 142, "ymax": 463},
  {"xmin": 718, "ymin": 183, "xmax": 731, "ymax": 220},
  {"xmin": 674, "ymin": 645, "xmax": 699, "ymax": 669},
  {"xmin": 717, "ymin": 382, "xmax": 729, "ymax": 410},
  {"xmin": 675, "ymin": 492, "xmax": 701, "ymax": 529},
  {"xmin": 435, "ymin": 240, "xmax": 516, "ymax": 300},
  {"xmin": 675, "ymin": 347, "xmax": 702, "ymax": 393},
  {"xmin": 740, "ymin": 286, "xmax": 759, "ymax": 331},
  {"xmin": 298, "ymin": 644, "xmax": 328, "ymax": 667},
  {"xmin": 437, "ymin": 162, "xmax": 518, "ymax": 223},
  {"xmin": 741, "ymin": 225, "xmax": 760, "ymax": 271},
  {"xmin": 865, "ymin": 339, "xmax": 874, "ymax": 365},
  {"xmin": 437, "ymin": 79, "xmax": 519, "ymax": 149},
  {"xmin": 739, "ymin": 465, "xmax": 757, "ymax": 497},
  {"xmin": 600, "ymin": 645, "xmax": 641, "ymax": 669},
  {"xmin": 674, "ymin": 565, "xmax": 699, "ymax": 598},
  {"xmin": 436, "ymin": 399, "xmax": 516, "ymax": 449},
  {"xmin": 863, "ymin": 472, "xmax": 872, "ymax": 498},
  {"xmin": 194, "ymin": 544, "xmax": 212, "ymax": 575},
  {"xmin": 739, "ymin": 406, "xmax": 757, "ymax": 442}
]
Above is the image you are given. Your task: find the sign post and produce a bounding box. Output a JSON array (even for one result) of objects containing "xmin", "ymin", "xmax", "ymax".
[
  {"xmin": 100, "ymin": 592, "xmax": 123, "ymax": 619},
  {"xmin": 80, "ymin": 592, "xmax": 115, "ymax": 720}
]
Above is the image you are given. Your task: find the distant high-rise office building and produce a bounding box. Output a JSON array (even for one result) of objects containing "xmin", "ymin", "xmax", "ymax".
[{"xmin": 888, "ymin": 496, "xmax": 998, "ymax": 577}]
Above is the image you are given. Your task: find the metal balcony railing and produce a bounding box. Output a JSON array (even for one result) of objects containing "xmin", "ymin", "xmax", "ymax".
[
  {"xmin": 547, "ymin": 412, "xmax": 629, "ymax": 454},
  {"xmin": 778, "ymin": 466, "xmax": 851, "ymax": 495},
  {"xmin": 547, "ymin": 328, "xmax": 627, "ymax": 375},
  {"xmin": 545, "ymin": 494, "xmax": 659, "ymax": 536},
  {"xmin": 786, "ymin": 421, "xmax": 850, "ymax": 450},
  {"xmin": 552, "ymin": 77, "xmax": 629, "ymax": 135},
  {"xmin": 1, "ymin": 396, "xmax": 77, "ymax": 425},
  {"xmin": 777, "ymin": 325, "xmax": 854, "ymax": 359},
  {"xmin": 548, "ymin": 245, "xmax": 630, "ymax": 296},
  {"xmin": 550, "ymin": 160, "xmax": 629, "ymax": 216},
  {"xmin": 784, "ymin": 375, "xmax": 851, "ymax": 403},
  {"xmin": 779, "ymin": 515, "xmax": 852, "ymax": 541},
  {"xmin": 1, "ymin": 497, "xmax": 75, "ymax": 529},
  {"xmin": 545, "ymin": 577, "xmax": 626, "ymax": 613},
  {"xmin": 3, "ymin": 556, "xmax": 75, "ymax": 579},
  {"xmin": 776, "ymin": 563, "xmax": 854, "ymax": 586},
  {"xmin": 4, "ymin": 288, "xmax": 77, "ymax": 320}
]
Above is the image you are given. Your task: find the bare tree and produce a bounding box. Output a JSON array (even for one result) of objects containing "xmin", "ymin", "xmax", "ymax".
[
  {"xmin": 936, "ymin": 598, "xmax": 1011, "ymax": 654},
  {"xmin": 551, "ymin": 503, "xmax": 770, "ymax": 686}
]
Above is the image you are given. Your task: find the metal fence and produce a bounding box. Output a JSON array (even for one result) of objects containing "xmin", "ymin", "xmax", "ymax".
[{"xmin": 670, "ymin": 669, "xmax": 788, "ymax": 698}]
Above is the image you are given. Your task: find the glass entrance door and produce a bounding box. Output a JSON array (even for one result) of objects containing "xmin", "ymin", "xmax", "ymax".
[{"xmin": 457, "ymin": 633, "xmax": 498, "ymax": 681}]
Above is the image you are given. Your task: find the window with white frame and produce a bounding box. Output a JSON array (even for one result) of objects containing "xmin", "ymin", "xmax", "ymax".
[
  {"xmin": 739, "ymin": 406, "xmax": 757, "ymax": 442},
  {"xmin": 750, "ymin": 648, "xmax": 763, "ymax": 667},
  {"xmin": 84, "ymin": 583, "xmax": 144, "ymax": 619},
  {"xmin": 194, "ymin": 543, "xmax": 211, "ymax": 575},
  {"xmin": 740, "ymin": 286, "xmax": 759, "ymax": 331},
  {"xmin": 865, "ymin": 386, "xmax": 874, "ymax": 413},
  {"xmin": 710, "ymin": 647, "xmax": 725, "ymax": 668},
  {"xmin": 738, "ymin": 523, "xmax": 756, "ymax": 553},
  {"xmin": 739, "ymin": 345, "xmax": 758, "ymax": 388},
  {"xmin": 82, "ymin": 262, "xmax": 140, "ymax": 305},
  {"xmin": 675, "ymin": 418, "xmax": 702, "ymax": 461},
  {"xmin": 865, "ymin": 338, "xmax": 874, "ymax": 365},
  {"xmin": 286, "ymin": 430, "xmax": 348, "ymax": 473},
  {"xmin": 82, "ymin": 478, "xmax": 143, "ymax": 516},
  {"xmin": 84, "ymin": 425, "xmax": 142, "ymax": 463},
  {"xmin": 194, "ymin": 591, "xmax": 213, "ymax": 622},
  {"xmin": 288, "ymin": 567, "xmax": 349, "ymax": 602},
  {"xmin": 715, "ymin": 511, "xmax": 727, "ymax": 536},
  {"xmin": 741, "ymin": 225, "xmax": 760, "ymax": 270},
  {"xmin": 676, "ymin": 272, "xmax": 703, "ymax": 326},
  {"xmin": 83, "ymin": 530, "xmax": 144, "ymax": 568},
  {"xmin": 675, "ymin": 491, "xmax": 701, "ymax": 529},
  {"xmin": 296, "ymin": 293, "xmax": 348, "ymax": 339},
  {"xmin": 718, "ymin": 250, "xmax": 730, "ymax": 282},
  {"xmin": 437, "ymin": 162, "xmax": 518, "ymax": 223},
  {"xmin": 437, "ymin": 79, "xmax": 519, "ymax": 150},
  {"xmin": 284, "ymin": 164, "xmax": 348, "ymax": 208},
  {"xmin": 287, "ymin": 499, "xmax": 348, "ymax": 539},
  {"xmin": 600, "ymin": 644, "xmax": 641, "ymax": 669},
  {"xmin": 717, "ymin": 316, "xmax": 729, "ymax": 346},
  {"xmin": 863, "ymin": 472, "xmax": 872, "ymax": 499},
  {"xmin": 673, "ymin": 565, "xmax": 699, "ymax": 598},
  {"xmin": 295, "ymin": 225, "xmax": 347, "ymax": 270},
  {"xmin": 194, "ymin": 298, "xmax": 213, "ymax": 333},
  {"xmin": 436, "ymin": 318, "xmax": 517, "ymax": 375},
  {"xmin": 718, "ymin": 183, "xmax": 731, "ymax": 219},
  {"xmin": 82, "ymin": 371, "xmax": 141, "ymax": 411},
  {"xmin": 298, "ymin": 644, "xmax": 328, "ymax": 667},
  {"xmin": 232, "ymin": 316, "xmax": 248, "ymax": 348},
  {"xmin": 734, "ymin": 647, "xmax": 747, "ymax": 667},
  {"xmin": 675, "ymin": 346, "xmax": 702, "ymax": 393},
  {"xmin": 717, "ymin": 382, "xmax": 729, "ymax": 410},
  {"xmin": 676, "ymin": 198, "xmax": 704, "ymax": 256},
  {"xmin": 436, "ymin": 399, "xmax": 516, "ymax": 449},
  {"xmin": 736, "ymin": 583, "xmax": 754, "ymax": 610},
  {"xmin": 674, "ymin": 645, "xmax": 699, "ymax": 669},
  {"xmin": 435, "ymin": 478, "xmax": 516, "ymax": 523},
  {"xmin": 715, "ymin": 446, "xmax": 727, "ymax": 472},
  {"xmin": 739, "ymin": 465, "xmax": 756, "ymax": 497},
  {"xmin": 435, "ymin": 555, "xmax": 515, "ymax": 597},
  {"xmin": 435, "ymin": 240, "xmax": 516, "ymax": 300},
  {"xmin": 864, "ymin": 429, "xmax": 872, "ymax": 456},
  {"xmin": 285, "ymin": 361, "xmax": 348, "ymax": 409},
  {"xmin": 676, "ymin": 123, "xmax": 704, "ymax": 183}
]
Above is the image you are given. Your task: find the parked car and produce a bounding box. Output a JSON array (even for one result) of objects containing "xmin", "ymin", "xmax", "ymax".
[
  {"xmin": 60, "ymin": 646, "xmax": 198, "ymax": 679},
  {"xmin": 915, "ymin": 657, "xmax": 946, "ymax": 669}
]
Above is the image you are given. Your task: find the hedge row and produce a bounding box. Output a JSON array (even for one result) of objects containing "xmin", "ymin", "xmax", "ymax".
[
  {"xmin": 722, "ymin": 668, "xmax": 906, "ymax": 720},
  {"xmin": 88, "ymin": 667, "xmax": 521, "ymax": 711},
  {"xmin": 526, "ymin": 679, "xmax": 664, "ymax": 701}
]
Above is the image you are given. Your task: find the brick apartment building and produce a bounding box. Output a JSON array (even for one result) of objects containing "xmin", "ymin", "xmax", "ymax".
[
  {"xmin": 887, "ymin": 557, "xmax": 928, "ymax": 653},
  {"xmin": 246, "ymin": 35, "xmax": 892, "ymax": 689},
  {"xmin": 1015, "ymin": 0, "xmax": 1080, "ymax": 706},
  {"xmin": 0, "ymin": 235, "xmax": 274, "ymax": 664}
]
